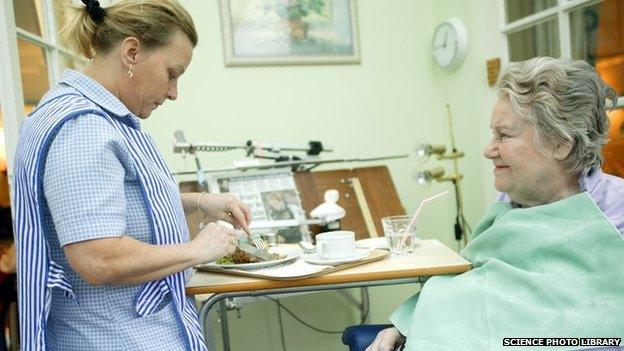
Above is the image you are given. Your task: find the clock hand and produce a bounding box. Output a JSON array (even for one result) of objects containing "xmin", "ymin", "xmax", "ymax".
[{"xmin": 443, "ymin": 32, "xmax": 448, "ymax": 48}]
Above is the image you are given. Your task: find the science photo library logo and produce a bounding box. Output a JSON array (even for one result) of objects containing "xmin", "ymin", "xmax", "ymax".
[{"xmin": 503, "ymin": 338, "xmax": 622, "ymax": 347}]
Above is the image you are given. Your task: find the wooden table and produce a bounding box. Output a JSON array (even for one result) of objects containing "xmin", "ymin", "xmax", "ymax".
[{"xmin": 186, "ymin": 239, "xmax": 471, "ymax": 351}]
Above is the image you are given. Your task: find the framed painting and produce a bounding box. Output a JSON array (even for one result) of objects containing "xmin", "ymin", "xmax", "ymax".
[{"xmin": 219, "ymin": 0, "xmax": 360, "ymax": 66}]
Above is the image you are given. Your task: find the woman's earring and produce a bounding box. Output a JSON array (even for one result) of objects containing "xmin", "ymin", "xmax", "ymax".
[{"xmin": 128, "ymin": 66, "xmax": 134, "ymax": 78}]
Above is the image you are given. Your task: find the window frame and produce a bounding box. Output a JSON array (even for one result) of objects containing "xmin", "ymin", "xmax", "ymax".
[
  {"xmin": 0, "ymin": 0, "xmax": 86, "ymax": 183},
  {"xmin": 500, "ymin": 0, "xmax": 624, "ymax": 108}
]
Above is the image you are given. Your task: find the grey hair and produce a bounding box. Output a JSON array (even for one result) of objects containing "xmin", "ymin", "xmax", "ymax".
[{"xmin": 497, "ymin": 57, "xmax": 617, "ymax": 175}]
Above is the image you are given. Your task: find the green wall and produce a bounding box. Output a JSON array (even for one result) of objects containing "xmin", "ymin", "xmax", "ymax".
[{"xmin": 142, "ymin": 0, "xmax": 502, "ymax": 350}]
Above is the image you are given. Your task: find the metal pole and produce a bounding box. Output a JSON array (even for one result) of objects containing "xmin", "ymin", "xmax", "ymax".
[
  {"xmin": 446, "ymin": 104, "xmax": 469, "ymax": 248},
  {"xmin": 172, "ymin": 154, "xmax": 409, "ymax": 176},
  {"xmin": 219, "ymin": 300, "xmax": 231, "ymax": 351},
  {"xmin": 360, "ymin": 287, "xmax": 369, "ymax": 323}
]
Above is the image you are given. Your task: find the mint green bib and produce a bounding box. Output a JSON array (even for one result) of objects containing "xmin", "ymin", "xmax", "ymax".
[{"xmin": 390, "ymin": 192, "xmax": 624, "ymax": 351}]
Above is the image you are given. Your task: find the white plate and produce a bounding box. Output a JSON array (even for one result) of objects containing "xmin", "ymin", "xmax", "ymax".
[
  {"xmin": 200, "ymin": 246, "xmax": 303, "ymax": 271},
  {"xmin": 356, "ymin": 237, "xmax": 389, "ymax": 250},
  {"xmin": 303, "ymin": 248, "xmax": 371, "ymax": 265}
]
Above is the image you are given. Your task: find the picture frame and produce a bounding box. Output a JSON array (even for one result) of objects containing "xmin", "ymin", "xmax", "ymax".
[{"xmin": 219, "ymin": 0, "xmax": 361, "ymax": 66}]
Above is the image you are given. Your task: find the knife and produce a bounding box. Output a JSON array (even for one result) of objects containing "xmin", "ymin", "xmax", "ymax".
[{"xmin": 237, "ymin": 239, "xmax": 271, "ymax": 261}]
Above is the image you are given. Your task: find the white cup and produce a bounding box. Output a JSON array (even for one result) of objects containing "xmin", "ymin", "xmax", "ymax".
[{"xmin": 315, "ymin": 231, "xmax": 356, "ymax": 259}]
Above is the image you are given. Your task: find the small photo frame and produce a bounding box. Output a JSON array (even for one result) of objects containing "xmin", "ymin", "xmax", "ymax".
[{"xmin": 219, "ymin": 0, "xmax": 361, "ymax": 66}]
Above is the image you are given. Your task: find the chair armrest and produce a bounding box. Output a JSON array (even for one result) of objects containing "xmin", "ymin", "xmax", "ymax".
[{"xmin": 342, "ymin": 324, "xmax": 393, "ymax": 351}]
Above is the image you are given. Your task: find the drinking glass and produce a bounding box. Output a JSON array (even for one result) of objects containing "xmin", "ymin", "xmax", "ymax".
[{"xmin": 381, "ymin": 215, "xmax": 419, "ymax": 256}]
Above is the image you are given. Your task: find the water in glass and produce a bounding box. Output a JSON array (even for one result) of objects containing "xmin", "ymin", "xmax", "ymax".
[{"xmin": 382, "ymin": 215, "xmax": 418, "ymax": 256}]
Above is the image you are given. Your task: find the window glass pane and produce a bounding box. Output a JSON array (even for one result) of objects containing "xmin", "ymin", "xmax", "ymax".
[
  {"xmin": 18, "ymin": 39, "xmax": 50, "ymax": 112},
  {"xmin": 0, "ymin": 107, "xmax": 5, "ymax": 167},
  {"xmin": 13, "ymin": 0, "xmax": 45, "ymax": 37},
  {"xmin": 508, "ymin": 19, "xmax": 560, "ymax": 61},
  {"xmin": 506, "ymin": 0, "xmax": 557, "ymax": 23},
  {"xmin": 0, "ymin": 106, "xmax": 8, "ymax": 209},
  {"xmin": 603, "ymin": 110, "xmax": 624, "ymax": 178},
  {"xmin": 569, "ymin": 0, "xmax": 624, "ymax": 177},
  {"xmin": 0, "ymin": 106, "xmax": 11, "ymax": 240},
  {"xmin": 570, "ymin": 0, "xmax": 624, "ymax": 95}
]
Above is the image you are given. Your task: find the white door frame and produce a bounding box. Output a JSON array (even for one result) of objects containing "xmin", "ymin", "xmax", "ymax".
[{"xmin": 0, "ymin": 0, "xmax": 25, "ymax": 181}]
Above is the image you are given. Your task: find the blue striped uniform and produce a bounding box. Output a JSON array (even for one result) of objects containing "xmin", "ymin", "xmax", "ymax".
[{"xmin": 12, "ymin": 69, "xmax": 207, "ymax": 350}]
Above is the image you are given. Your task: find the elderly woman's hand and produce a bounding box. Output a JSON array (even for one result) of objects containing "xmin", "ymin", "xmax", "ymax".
[
  {"xmin": 197, "ymin": 193, "xmax": 252, "ymax": 234},
  {"xmin": 365, "ymin": 327, "xmax": 404, "ymax": 351}
]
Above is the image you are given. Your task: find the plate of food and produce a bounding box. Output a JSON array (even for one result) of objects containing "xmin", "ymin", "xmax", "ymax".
[{"xmin": 201, "ymin": 246, "xmax": 303, "ymax": 271}]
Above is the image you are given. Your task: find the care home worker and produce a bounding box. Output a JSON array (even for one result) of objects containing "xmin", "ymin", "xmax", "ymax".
[
  {"xmin": 12, "ymin": 1, "xmax": 251, "ymax": 350},
  {"xmin": 367, "ymin": 57, "xmax": 624, "ymax": 350}
]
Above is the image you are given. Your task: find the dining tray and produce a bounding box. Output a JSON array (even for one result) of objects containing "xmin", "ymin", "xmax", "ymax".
[{"xmin": 195, "ymin": 249, "xmax": 389, "ymax": 281}]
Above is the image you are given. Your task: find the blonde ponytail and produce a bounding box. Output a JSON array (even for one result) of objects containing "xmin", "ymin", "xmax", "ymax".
[
  {"xmin": 60, "ymin": 4, "xmax": 100, "ymax": 59},
  {"xmin": 59, "ymin": 0, "xmax": 197, "ymax": 60}
]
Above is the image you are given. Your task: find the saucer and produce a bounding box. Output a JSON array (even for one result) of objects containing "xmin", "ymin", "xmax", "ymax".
[
  {"xmin": 303, "ymin": 248, "xmax": 371, "ymax": 265},
  {"xmin": 356, "ymin": 237, "xmax": 389, "ymax": 250}
]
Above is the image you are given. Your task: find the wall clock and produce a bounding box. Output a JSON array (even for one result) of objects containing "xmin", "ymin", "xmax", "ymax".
[{"xmin": 432, "ymin": 18, "xmax": 468, "ymax": 70}]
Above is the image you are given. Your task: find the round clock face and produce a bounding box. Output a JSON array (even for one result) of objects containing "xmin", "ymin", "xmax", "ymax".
[{"xmin": 432, "ymin": 20, "xmax": 467, "ymax": 69}]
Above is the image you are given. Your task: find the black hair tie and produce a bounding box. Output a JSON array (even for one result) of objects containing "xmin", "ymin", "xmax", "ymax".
[{"xmin": 81, "ymin": 0, "xmax": 106, "ymax": 24}]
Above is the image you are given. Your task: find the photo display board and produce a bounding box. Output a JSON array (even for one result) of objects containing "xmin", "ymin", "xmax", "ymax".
[{"xmin": 209, "ymin": 170, "xmax": 310, "ymax": 243}]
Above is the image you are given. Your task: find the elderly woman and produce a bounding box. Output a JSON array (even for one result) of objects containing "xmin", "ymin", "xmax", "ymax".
[
  {"xmin": 12, "ymin": 1, "xmax": 250, "ymax": 350},
  {"xmin": 367, "ymin": 57, "xmax": 624, "ymax": 351}
]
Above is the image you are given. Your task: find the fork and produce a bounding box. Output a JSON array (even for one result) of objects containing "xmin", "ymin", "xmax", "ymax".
[
  {"xmin": 250, "ymin": 234, "xmax": 270, "ymax": 254},
  {"xmin": 237, "ymin": 228, "xmax": 270, "ymax": 254}
]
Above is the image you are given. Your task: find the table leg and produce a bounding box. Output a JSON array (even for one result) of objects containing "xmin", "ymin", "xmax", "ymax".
[
  {"xmin": 199, "ymin": 303, "xmax": 217, "ymax": 351},
  {"xmin": 336, "ymin": 288, "xmax": 369, "ymax": 323},
  {"xmin": 199, "ymin": 299, "xmax": 211, "ymax": 344},
  {"xmin": 360, "ymin": 287, "xmax": 370, "ymax": 324},
  {"xmin": 219, "ymin": 300, "xmax": 231, "ymax": 351},
  {"xmin": 195, "ymin": 278, "xmax": 421, "ymax": 350}
]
